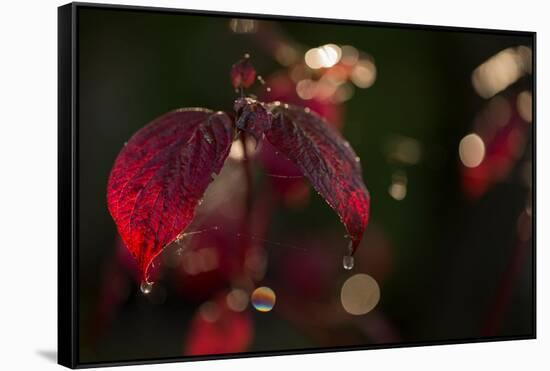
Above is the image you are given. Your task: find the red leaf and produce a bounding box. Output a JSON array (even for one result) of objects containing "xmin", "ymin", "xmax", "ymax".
[
  {"xmin": 107, "ymin": 108, "xmax": 234, "ymax": 281},
  {"xmin": 230, "ymin": 58, "xmax": 256, "ymax": 89},
  {"xmin": 265, "ymin": 103, "xmax": 370, "ymax": 252},
  {"xmin": 234, "ymin": 97, "xmax": 272, "ymax": 143}
]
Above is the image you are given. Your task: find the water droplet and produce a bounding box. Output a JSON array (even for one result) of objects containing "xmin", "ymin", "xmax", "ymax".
[
  {"xmin": 343, "ymin": 255, "xmax": 355, "ymax": 270},
  {"xmin": 355, "ymin": 156, "xmax": 360, "ymax": 162},
  {"xmin": 124, "ymin": 141, "xmax": 128, "ymax": 146},
  {"xmin": 198, "ymin": 198, "xmax": 204, "ymax": 205},
  {"xmin": 257, "ymin": 75, "xmax": 265, "ymax": 85},
  {"xmin": 284, "ymin": 103, "xmax": 289, "ymax": 109},
  {"xmin": 251, "ymin": 286, "xmax": 276, "ymax": 312},
  {"xmin": 304, "ymin": 107, "xmax": 311, "ymax": 113},
  {"xmin": 140, "ymin": 280, "xmax": 154, "ymax": 294},
  {"xmin": 343, "ymin": 240, "xmax": 354, "ymax": 270},
  {"xmin": 204, "ymin": 133, "xmax": 213, "ymax": 144},
  {"xmin": 266, "ymin": 86, "xmax": 272, "ymax": 92},
  {"xmin": 174, "ymin": 232, "xmax": 186, "ymax": 245}
]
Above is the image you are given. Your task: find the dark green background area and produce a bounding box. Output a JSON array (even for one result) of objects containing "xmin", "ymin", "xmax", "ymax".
[{"xmin": 77, "ymin": 6, "xmax": 533, "ymax": 364}]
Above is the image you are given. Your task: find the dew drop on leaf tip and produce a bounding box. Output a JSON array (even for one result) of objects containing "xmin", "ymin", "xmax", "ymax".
[
  {"xmin": 343, "ymin": 255, "xmax": 354, "ymax": 270},
  {"xmin": 140, "ymin": 280, "xmax": 154, "ymax": 294},
  {"xmin": 343, "ymin": 240, "xmax": 354, "ymax": 270},
  {"xmin": 204, "ymin": 133, "xmax": 213, "ymax": 144}
]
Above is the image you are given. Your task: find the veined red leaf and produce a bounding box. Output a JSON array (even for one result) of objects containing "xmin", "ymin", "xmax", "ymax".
[
  {"xmin": 234, "ymin": 97, "xmax": 272, "ymax": 143},
  {"xmin": 107, "ymin": 108, "xmax": 234, "ymax": 281},
  {"xmin": 266, "ymin": 103, "xmax": 370, "ymax": 252}
]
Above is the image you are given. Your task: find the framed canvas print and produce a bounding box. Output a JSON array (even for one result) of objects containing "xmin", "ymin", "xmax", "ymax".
[{"xmin": 58, "ymin": 2, "xmax": 536, "ymax": 368}]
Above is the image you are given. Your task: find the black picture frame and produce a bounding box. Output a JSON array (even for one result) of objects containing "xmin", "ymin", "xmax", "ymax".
[{"xmin": 58, "ymin": 2, "xmax": 536, "ymax": 368}]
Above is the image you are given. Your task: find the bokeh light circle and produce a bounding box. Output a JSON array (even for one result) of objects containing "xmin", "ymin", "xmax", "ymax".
[
  {"xmin": 340, "ymin": 274, "xmax": 380, "ymax": 315},
  {"xmin": 251, "ymin": 286, "xmax": 276, "ymax": 312},
  {"xmin": 459, "ymin": 133, "xmax": 485, "ymax": 168},
  {"xmin": 226, "ymin": 288, "xmax": 249, "ymax": 312}
]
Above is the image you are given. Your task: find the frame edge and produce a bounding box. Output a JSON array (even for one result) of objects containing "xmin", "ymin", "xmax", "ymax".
[
  {"xmin": 58, "ymin": 2, "xmax": 78, "ymax": 369},
  {"xmin": 61, "ymin": 3, "xmax": 536, "ymax": 368}
]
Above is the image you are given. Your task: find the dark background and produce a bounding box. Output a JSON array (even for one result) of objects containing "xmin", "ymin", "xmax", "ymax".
[{"xmin": 77, "ymin": 6, "xmax": 534, "ymax": 364}]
